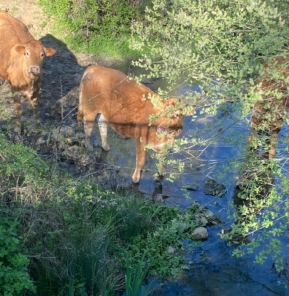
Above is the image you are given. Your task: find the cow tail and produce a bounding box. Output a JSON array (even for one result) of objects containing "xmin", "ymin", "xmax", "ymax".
[
  {"xmin": 79, "ymin": 70, "xmax": 91, "ymax": 109},
  {"xmin": 77, "ymin": 73, "xmax": 88, "ymax": 124}
]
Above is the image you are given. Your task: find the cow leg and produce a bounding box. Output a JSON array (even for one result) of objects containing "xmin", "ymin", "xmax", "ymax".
[
  {"xmin": 83, "ymin": 119, "xmax": 95, "ymax": 150},
  {"xmin": 30, "ymin": 97, "xmax": 40, "ymax": 124},
  {"xmin": 156, "ymin": 152, "xmax": 167, "ymax": 178},
  {"xmin": 13, "ymin": 93, "xmax": 22, "ymax": 133},
  {"xmin": 98, "ymin": 114, "xmax": 110, "ymax": 151},
  {"xmin": 132, "ymin": 139, "xmax": 147, "ymax": 183},
  {"xmin": 77, "ymin": 107, "xmax": 83, "ymax": 131},
  {"xmin": 247, "ymin": 127, "xmax": 259, "ymax": 155},
  {"xmin": 268, "ymin": 128, "xmax": 281, "ymax": 158}
]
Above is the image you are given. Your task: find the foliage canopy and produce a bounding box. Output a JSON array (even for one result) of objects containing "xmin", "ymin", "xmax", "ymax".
[
  {"xmin": 131, "ymin": 0, "xmax": 289, "ymax": 106},
  {"xmin": 39, "ymin": 0, "xmax": 148, "ymax": 57},
  {"xmin": 131, "ymin": 0, "xmax": 289, "ymax": 279}
]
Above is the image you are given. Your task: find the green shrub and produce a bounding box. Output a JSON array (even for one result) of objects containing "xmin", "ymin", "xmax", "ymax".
[
  {"xmin": 0, "ymin": 212, "xmax": 35, "ymax": 296},
  {"xmin": 125, "ymin": 258, "xmax": 156, "ymax": 296},
  {"xmin": 39, "ymin": 0, "xmax": 147, "ymax": 57},
  {"xmin": 0, "ymin": 133, "xmax": 201, "ymax": 295}
]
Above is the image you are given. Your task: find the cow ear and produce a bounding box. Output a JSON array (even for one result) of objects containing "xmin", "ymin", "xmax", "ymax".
[
  {"xmin": 14, "ymin": 45, "xmax": 25, "ymax": 54},
  {"xmin": 44, "ymin": 47, "xmax": 56, "ymax": 57}
]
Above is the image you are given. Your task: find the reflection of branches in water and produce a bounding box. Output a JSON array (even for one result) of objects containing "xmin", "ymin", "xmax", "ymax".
[
  {"xmin": 226, "ymin": 269, "xmax": 282, "ymax": 296},
  {"xmin": 226, "ymin": 151, "xmax": 289, "ymax": 288},
  {"xmin": 248, "ymin": 56, "xmax": 289, "ymax": 159},
  {"xmin": 187, "ymin": 235, "xmax": 285, "ymax": 295},
  {"xmin": 234, "ymin": 58, "xmax": 289, "ymax": 232},
  {"xmin": 168, "ymin": 101, "xmax": 249, "ymax": 181},
  {"xmin": 224, "ymin": 57, "xmax": 289, "ymax": 271},
  {"xmin": 273, "ymin": 258, "xmax": 289, "ymax": 285},
  {"xmin": 225, "ymin": 153, "xmax": 275, "ymax": 244},
  {"xmin": 183, "ymin": 116, "xmax": 246, "ymax": 153}
]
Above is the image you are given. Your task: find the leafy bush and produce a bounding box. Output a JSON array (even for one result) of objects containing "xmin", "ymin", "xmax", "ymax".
[
  {"xmin": 0, "ymin": 133, "xmax": 203, "ymax": 295},
  {"xmin": 125, "ymin": 258, "xmax": 156, "ymax": 296},
  {"xmin": 0, "ymin": 212, "xmax": 35, "ymax": 296},
  {"xmin": 130, "ymin": 0, "xmax": 289, "ymax": 280},
  {"xmin": 39, "ymin": 0, "xmax": 148, "ymax": 57}
]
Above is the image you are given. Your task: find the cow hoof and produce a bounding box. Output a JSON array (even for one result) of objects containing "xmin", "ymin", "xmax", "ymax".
[
  {"xmin": 132, "ymin": 174, "xmax": 140, "ymax": 184},
  {"xmin": 101, "ymin": 145, "xmax": 111, "ymax": 152}
]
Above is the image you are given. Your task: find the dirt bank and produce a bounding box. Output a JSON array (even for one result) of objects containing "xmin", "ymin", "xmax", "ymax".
[{"xmin": 0, "ymin": 1, "xmax": 143, "ymax": 193}]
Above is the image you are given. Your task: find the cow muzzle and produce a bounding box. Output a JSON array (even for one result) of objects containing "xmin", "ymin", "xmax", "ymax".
[{"xmin": 29, "ymin": 65, "xmax": 41, "ymax": 76}]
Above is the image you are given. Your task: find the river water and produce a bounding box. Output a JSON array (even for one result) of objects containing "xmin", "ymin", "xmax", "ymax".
[{"xmin": 96, "ymin": 63, "xmax": 289, "ymax": 295}]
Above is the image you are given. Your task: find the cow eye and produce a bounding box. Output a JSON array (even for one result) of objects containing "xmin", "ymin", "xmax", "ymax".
[
  {"xmin": 40, "ymin": 53, "xmax": 45, "ymax": 58},
  {"xmin": 25, "ymin": 51, "xmax": 29, "ymax": 56}
]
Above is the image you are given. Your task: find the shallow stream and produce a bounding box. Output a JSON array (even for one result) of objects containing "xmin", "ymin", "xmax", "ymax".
[{"xmin": 97, "ymin": 65, "xmax": 289, "ymax": 295}]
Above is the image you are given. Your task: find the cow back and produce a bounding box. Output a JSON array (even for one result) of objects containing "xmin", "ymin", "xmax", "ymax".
[{"xmin": 80, "ymin": 65, "xmax": 162, "ymax": 127}]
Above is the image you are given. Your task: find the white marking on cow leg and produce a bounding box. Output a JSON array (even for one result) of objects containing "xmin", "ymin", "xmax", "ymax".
[
  {"xmin": 13, "ymin": 93, "xmax": 22, "ymax": 133},
  {"xmin": 83, "ymin": 120, "xmax": 95, "ymax": 151},
  {"xmin": 98, "ymin": 114, "xmax": 110, "ymax": 151}
]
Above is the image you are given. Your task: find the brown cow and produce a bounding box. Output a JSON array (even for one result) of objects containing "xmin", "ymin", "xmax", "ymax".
[
  {"xmin": 0, "ymin": 11, "xmax": 56, "ymax": 131},
  {"xmin": 248, "ymin": 56, "xmax": 289, "ymax": 158},
  {"xmin": 77, "ymin": 64, "xmax": 194, "ymax": 183}
]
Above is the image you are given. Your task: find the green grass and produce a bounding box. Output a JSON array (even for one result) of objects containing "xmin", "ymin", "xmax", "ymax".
[
  {"xmin": 0, "ymin": 132, "xmax": 203, "ymax": 295},
  {"xmin": 38, "ymin": 0, "xmax": 146, "ymax": 59},
  {"xmin": 65, "ymin": 34, "xmax": 141, "ymax": 59}
]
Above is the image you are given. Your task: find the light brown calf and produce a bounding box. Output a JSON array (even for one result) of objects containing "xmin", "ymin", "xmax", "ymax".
[
  {"xmin": 77, "ymin": 64, "xmax": 193, "ymax": 183},
  {"xmin": 248, "ymin": 56, "xmax": 289, "ymax": 158},
  {"xmin": 0, "ymin": 11, "xmax": 56, "ymax": 130}
]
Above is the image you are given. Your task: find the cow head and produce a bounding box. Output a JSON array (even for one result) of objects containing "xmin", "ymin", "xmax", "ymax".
[
  {"xmin": 162, "ymin": 98, "xmax": 195, "ymax": 123},
  {"xmin": 14, "ymin": 40, "xmax": 56, "ymax": 79},
  {"xmin": 149, "ymin": 98, "xmax": 195, "ymax": 153}
]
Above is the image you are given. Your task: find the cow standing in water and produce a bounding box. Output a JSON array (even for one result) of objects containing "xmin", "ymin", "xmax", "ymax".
[
  {"xmin": 77, "ymin": 64, "xmax": 194, "ymax": 183},
  {"xmin": 248, "ymin": 56, "xmax": 289, "ymax": 158},
  {"xmin": 0, "ymin": 11, "xmax": 56, "ymax": 131}
]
